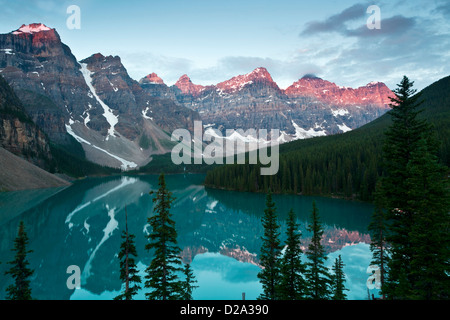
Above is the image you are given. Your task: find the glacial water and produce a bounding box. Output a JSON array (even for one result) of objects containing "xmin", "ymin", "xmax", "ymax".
[{"xmin": 0, "ymin": 174, "xmax": 379, "ymax": 300}]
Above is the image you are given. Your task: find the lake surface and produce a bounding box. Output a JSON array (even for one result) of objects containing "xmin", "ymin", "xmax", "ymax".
[{"xmin": 0, "ymin": 174, "xmax": 379, "ymax": 300}]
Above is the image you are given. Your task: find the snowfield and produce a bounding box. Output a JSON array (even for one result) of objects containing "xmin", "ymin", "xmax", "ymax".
[{"xmin": 80, "ymin": 63, "xmax": 118, "ymax": 140}]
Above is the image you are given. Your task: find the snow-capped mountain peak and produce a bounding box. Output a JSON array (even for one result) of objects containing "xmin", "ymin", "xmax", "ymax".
[
  {"xmin": 12, "ymin": 23, "xmax": 52, "ymax": 35},
  {"xmin": 216, "ymin": 67, "xmax": 277, "ymax": 93},
  {"xmin": 143, "ymin": 72, "xmax": 164, "ymax": 85}
]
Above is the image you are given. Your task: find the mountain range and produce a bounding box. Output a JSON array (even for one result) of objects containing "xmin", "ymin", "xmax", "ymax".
[
  {"xmin": 0, "ymin": 23, "xmax": 394, "ymax": 183},
  {"xmin": 205, "ymin": 75, "xmax": 450, "ymax": 200},
  {"xmin": 143, "ymin": 68, "xmax": 393, "ymax": 140}
]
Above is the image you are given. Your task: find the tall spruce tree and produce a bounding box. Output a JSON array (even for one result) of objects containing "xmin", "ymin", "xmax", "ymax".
[
  {"xmin": 278, "ymin": 208, "xmax": 306, "ymax": 300},
  {"xmin": 257, "ymin": 190, "xmax": 282, "ymax": 300},
  {"xmin": 405, "ymin": 136, "xmax": 450, "ymax": 299},
  {"xmin": 377, "ymin": 76, "xmax": 450, "ymax": 299},
  {"xmin": 145, "ymin": 173, "xmax": 183, "ymax": 300},
  {"xmin": 330, "ymin": 255, "xmax": 348, "ymax": 300},
  {"xmin": 114, "ymin": 207, "xmax": 142, "ymax": 300},
  {"xmin": 379, "ymin": 76, "xmax": 429, "ymax": 298},
  {"xmin": 368, "ymin": 181, "xmax": 389, "ymax": 299},
  {"xmin": 180, "ymin": 263, "xmax": 198, "ymax": 300},
  {"xmin": 5, "ymin": 221, "xmax": 34, "ymax": 300},
  {"xmin": 305, "ymin": 201, "xmax": 330, "ymax": 300}
]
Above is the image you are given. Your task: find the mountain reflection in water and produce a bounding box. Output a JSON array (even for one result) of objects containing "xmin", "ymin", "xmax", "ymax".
[{"xmin": 0, "ymin": 174, "xmax": 376, "ymax": 300}]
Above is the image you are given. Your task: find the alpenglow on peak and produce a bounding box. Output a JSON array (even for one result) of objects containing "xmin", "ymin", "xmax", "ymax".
[{"xmin": 12, "ymin": 23, "xmax": 52, "ymax": 35}]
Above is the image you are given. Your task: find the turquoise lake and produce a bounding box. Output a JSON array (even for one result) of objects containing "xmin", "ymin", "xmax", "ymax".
[{"xmin": 0, "ymin": 174, "xmax": 379, "ymax": 300}]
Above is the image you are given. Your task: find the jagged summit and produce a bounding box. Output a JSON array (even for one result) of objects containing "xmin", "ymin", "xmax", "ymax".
[
  {"xmin": 366, "ymin": 81, "xmax": 383, "ymax": 87},
  {"xmin": 174, "ymin": 74, "xmax": 205, "ymax": 96},
  {"xmin": 216, "ymin": 67, "xmax": 278, "ymax": 93},
  {"xmin": 248, "ymin": 67, "xmax": 272, "ymax": 78},
  {"xmin": 12, "ymin": 23, "xmax": 53, "ymax": 35},
  {"xmin": 142, "ymin": 72, "xmax": 165, "ymax": 85},
  {"xmin": 284, "ymin": 75, "xmax": 393, "ymax": 107}
]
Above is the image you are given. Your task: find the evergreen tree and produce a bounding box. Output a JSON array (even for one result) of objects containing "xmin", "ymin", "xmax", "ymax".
[
  {"xmin": 405, "ymin": 136, "xmax": 450, "ymax": 299},
  {"xmin": 257, "ymin": 190, "xmax": 282, "ymax": 300},
  {"xmin": 379, "ymin": 76, "xmax": 430, "ymax": 298},
  {"xmin": 114, "ymin": 207, "xmax": 141, "ymax": 300},
  {"xmin": 368, "ymin": 181, "xmax": 389, "ymax": 299},
  {"xmin": 180, "ymin": 263, "xmax": 198, "ymax": 300},
  {"xmin": 305, "ymin": 201, "xmax": 331, "ymax": 300},
  {"xmin": 145, "ymin": 173, "xmax": 183, "ymax": 300},
  {"xmin": 377, "ymin": 76, "xmax": 450, "ymax": 299},
  {"xmin": 330, "ymin": 255, "xmax": 348, "ymax": 300},
  {"xmin": 278, "ymin": 209, "xmax": 306, "ymax": 300},
  {"xmin": 5, "ymin": 221, "xmax": 34, "ymax": 300}
]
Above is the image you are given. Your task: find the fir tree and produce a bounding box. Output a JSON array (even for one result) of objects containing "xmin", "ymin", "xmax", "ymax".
[
  {"xmin": 257, "ymin": 190, "xmax": 282, "ymax": 300},
  {"xmin": 278, "ymin": 208, "xmax": 306, "ymax": 300},
  {"xmin": 378, "ymin": 76, "xmax": 450, "ymax": 299},
  {"xmin": 330, "ymin": 255, "xmax": 348, "ymax": 300},
  {"xmin": 305, "ymin": 201, "xmax": 330, "ymax": 300},
  {"xmin": 405, "ymin": 136, "xmax": 450, "ymax": 299},
  {"xmin": 145, "ymin": 173, "xmax": 183, "ymax": 300},
  {"xmin": 180, "ymin": 263, "xmax": 198, "ymax": 300},
  {"xmin": 380, "ymin": 76, "xmax": 430, "ymax": 298},
  {"xmin": 5, "ymin": 221, "xmax": 34, "ymax": 300},
  {"xmin": 114, "ymin": 207, "xmax": 141, "ymax": 300},
  {"xmin": 368, "ymin": 181, "xmax": 389, "ymax": 299}
]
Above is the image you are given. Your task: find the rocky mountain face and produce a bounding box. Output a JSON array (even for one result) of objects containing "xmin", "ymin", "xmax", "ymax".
[
  {"xmin": 77, "ymin": 53, "xmax": 200, "ymax": 166},
  {"xmin": 141, "ymin": 68, "xmax": 394, "ymax": 142},
  {"xmin": 0, "ymin": 74, "xmax": 52, "ymax": 169},
  {"xmin": 0, "ymin": 24, "xmax": 110, "ymax": 145},
  {"xmin": 0, "ymin": 23, "xmax": 393, "ymax": 173},
  {"xmin": 284, "ymin": 74, "xmax": 393, "ymax": 106},
  {"xmin": 0, "ymin": 24, "xmax": 200, "ymax": 170}
]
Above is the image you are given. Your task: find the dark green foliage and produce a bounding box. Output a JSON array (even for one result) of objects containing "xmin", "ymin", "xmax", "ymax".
[
  {"xmin": 204, "ymin": 126, "xmax": 384, "ymax": 199},
  {"xmin": 114, "ymin": 208, "xmax": 142, "ymax": 300},
  {"xmin": 49, "ymin": 141, "xmax": 121, "ymax": 177},
  {"xmin": 136, "ymin": 153, "xmax": 218, "ymax": 174},
  {"xmin": 278, "ymin": 209, "xmax": 306, "ymax": 300},
  {"xmin": 204, "ymin": 76, "xmax": 450, "ymax": 200},
  {"xmin": 367, "ymin": 181, "xmax": 389, "ymax": 299},
  {"xmin": 138, "ymin": 134, "xmax": 151, "ymax": 150},
  {"xmin": 304, "ymin": 201, "xmax": 331, "ymax": 300},
  {"xmin": 375, "ymin": 76, "xmax": 450, "ymax": 300},
  {"xmin": 145, "ymin": 173, "xmax": 183, "ymax": 300},
  {"xmin": 4, "ymin": 221, "xmax": 34, "ymax": 300},
  {"xmin": 330, "ymin": 255, "xmax": 348, "ymax": 300},
  {"xmin": 257, "ymin": 190, "xmax": 282, "ymax": 300},
  {"xmin": 180, "ymin": 263, "xmax": 198, "ymax": 300},
  {"xmin": 404, "ymin": 137, "xmax": 450, "ymax": 299},
  {"xmin": 380, "ymin": 76, "xmax": 432, "ymax": 298}
]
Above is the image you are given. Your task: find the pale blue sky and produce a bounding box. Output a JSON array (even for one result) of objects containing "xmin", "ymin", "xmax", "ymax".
[{"xmin": 0, "ymin": 0, "xmax": 449, "ymax": 90}]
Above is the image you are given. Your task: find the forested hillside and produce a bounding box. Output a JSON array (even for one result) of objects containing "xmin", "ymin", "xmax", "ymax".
[{"xmin": 204, "ymin": 76, "xmax": 450, "ymax": 201}]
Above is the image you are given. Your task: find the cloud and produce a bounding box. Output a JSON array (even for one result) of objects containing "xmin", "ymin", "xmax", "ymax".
[
  {"xmin": 296, "ymin": 2, "xmax": 450, "ymax": 90},
  {"xmin": 345, "ymin": 15, "xmax": 416, "ymax": 37},
  {"xmin": 301, "ymin": 3, "xmax": 367, "ymax": 35},
  {"xmin": 433, "ymin": 0, "xmax": 450, "ymax": 17},
  {"xmin": 301, "ymin": 3, "xmax": 416, "ymax": 39}
]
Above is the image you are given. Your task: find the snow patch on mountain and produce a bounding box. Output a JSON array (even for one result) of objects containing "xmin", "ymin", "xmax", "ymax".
[
  {"xmin": 216, "ymin": 67, "xmax": 274, "ymax": 94},
  {"xmin": 80, "ymin": 63, "xmax": 118, "ymax": 140},
  {"xmin": 142, "ymin": 107, "xmax": 153, "ymax": 120},
  {"xmin": 292, "ymin": 120, "xmax": 327, "ymax": 139},
  {"xmin": 65, "ymin": 121, "xmax": 137, "ymax": 170},
  {"xmin": 337, "ymin": 123, "xmax": 352, "ymax": 133},
  {"xmin": 331, "ymin": 109, "xmax": 349, "ymax": 117},
  {"xmin": 12, "ymin": 23, "xmax": 52, "ymax": 34}
]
